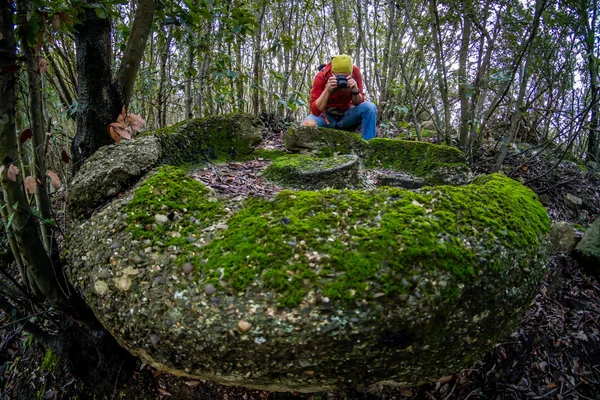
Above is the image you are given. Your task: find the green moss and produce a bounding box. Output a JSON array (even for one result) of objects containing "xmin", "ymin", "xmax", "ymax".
[
  {"xmin": 364, "ymin": 139, "xmax": 469, "ymax": 183},
  {"xmin": 245, "ymin": 149, "xmax": 289, "ymax": 161},
  {"xmin": 124, "ymin": 166, "xmax": 224, "ymax": 246},
  {"xmin": 148, "ymin": 114, "xmax": 262, "ymax": 166},
  {"xmin": 41, "ymin": 349, "xmax": 57, "ymax": 372},
  {"xmin": 184, "ymin": 174, "xmax": 549, "ymax": 307}
]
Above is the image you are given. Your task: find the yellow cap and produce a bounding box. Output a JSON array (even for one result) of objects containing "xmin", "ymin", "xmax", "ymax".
[{"xmin": 331, "ymin": 54, "xmax": 352, "ymax": 74}]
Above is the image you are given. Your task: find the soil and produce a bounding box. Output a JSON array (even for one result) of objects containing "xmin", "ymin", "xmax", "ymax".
[{"xmin": 1, "ymin": 129, "xmax": 599, "ymax": 400}]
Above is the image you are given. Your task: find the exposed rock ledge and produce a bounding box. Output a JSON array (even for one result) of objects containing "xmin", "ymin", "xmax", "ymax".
[{"xmin": 67, "ymin": 114, "xmax": 550, "ymax": 392}]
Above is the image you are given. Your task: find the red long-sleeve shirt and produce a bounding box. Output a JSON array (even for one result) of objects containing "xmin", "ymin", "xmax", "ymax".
[{"xmin": 309, "ymin": 63, "xmax": 365, "ymax": 116}]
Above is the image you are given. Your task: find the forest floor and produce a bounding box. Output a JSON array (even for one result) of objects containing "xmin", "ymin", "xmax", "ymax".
[{"xmin": 1, "ymin": 126, "xmax": 600, "ymax": 400}]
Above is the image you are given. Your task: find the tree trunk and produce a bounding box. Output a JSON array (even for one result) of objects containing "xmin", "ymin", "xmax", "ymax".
[
  {"xmin": 71, "ymin": 2, "xmax": 118, "ymax": 170},
  {"xmin": 16, "ymin": 0, "xmax": 56, "ymax": 256},
  {"xmin": 185, "ymin": 34, "xmax": 194, "ymax": 120},
  {"xmin": 331, "ymin": 0, "xmax": 345, "ymax": 54},
  {"xmin": 429, "ymin": 0, "xmax": 452, "ymax": 145},
  {"xmin": 584, "ymin": 0, "xmax": 599, "ymax": 161},
  {"xmin": 492, "ymin": 53, "xmax": 533, "ymax": 172},
  {"xmin": 72, "ymin": 0, "xmax": 155, "ymax": 169},
  {"xmin": 0, "ymin": 0, "xmax": 68, "ymax": 306},
  {"xmin": 458, "ymin": 6, "xmax": 472, "ymax": 152}
]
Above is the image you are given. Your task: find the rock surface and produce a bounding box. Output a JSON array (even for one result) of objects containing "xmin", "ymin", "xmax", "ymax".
[
  {"xmin": 573, "ymin": 217, "xmax": 600, "ymax": 277},
  {"xmin": 68, "ymin": 136, "xmax": 161, "ymax": 218},
  {"xmin": 549, "ymin": 222, "xmax": 579, "ymax": 254},
  {"xmin": 262, "ymin": 154, "xmax": 360, "ymax": 189},
  {"xmin": 68, "ymin": 159, "xmax": 550, "ymax": 391},
  {"xmin": 69, "ymin": 114, "xmax": 263, "ymax": 218},
  {"xmin": 283, "ymin": 127, "xmax": 471, "ymax": 186}
]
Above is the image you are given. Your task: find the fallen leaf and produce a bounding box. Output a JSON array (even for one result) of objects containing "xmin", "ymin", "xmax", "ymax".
[
  {"xmin": 19, "ymin": 128, "xmax": 32, "ymax": 143},
  {"xmin": 184, "ymin": 381, "xmax": 201, "ymax": 387},
  {"xmin": 546, "ymin": 382, "xmax": 557, "ymax": 389},
  {"xmin": 399, "ymin": 388, "xmax": 412, "ymax": 397},
  {"xmin": 108, "ymin": 126, "xmax": 121, "ymax": 143},
  {"xmin": 157, "ymin": 388, "xmax": 171, "ymax": 396},
  {"xmin": 7, "ymin": 165, "xmax": 19, "ymax": 181},
  {"xmin": 126, "ymin": 113, "xmax": 146, "ymax": 132},
  {"xmin": 24, "ymin": 176, "xmax": 38, "ymax": 194},
  {"xmin": 109, "ymin": 122, "xmax": 131, "ymax": 140},
  {"xmin": 47, "ymin": 170, "xmax": 61, "ymax": 189}
]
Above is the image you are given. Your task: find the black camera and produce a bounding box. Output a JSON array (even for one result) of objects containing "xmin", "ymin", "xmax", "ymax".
[{"xmin": 336, "ymin": 75, "xmax": 348, "ymax": 90}]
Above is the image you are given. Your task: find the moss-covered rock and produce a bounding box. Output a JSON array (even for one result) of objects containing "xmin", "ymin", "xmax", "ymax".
[
  {"xmin": 69, "ymin": 114, "xmax": 263, "ymax": 218},
  {"xmin": 262, "ymin": 154, "xmax": 360, "ymax": 189},
  {"xmin": 152, "ymin": 114, "xmax": 263, "ymax": 165},
  {"xmin": 283, "ymin": 126, "xmax": 367, "ymax": 155},
  {"xmin": 69, "ymin": 136, "xmax": 162, "ymax": 218},
  {"xmin": 364, "ymin": 139, "xmax": 471, "ymax": 186},
  {"xmin": 282, "ymin": 129, "xmax": 470, "ymax": 187},
  {"xmin": 68, "ymin": 169, "xmax": 550, "ymax": 392},
  {"xmin": 573, "ymin": 217, "xmax": 600, "ymax": 277}
]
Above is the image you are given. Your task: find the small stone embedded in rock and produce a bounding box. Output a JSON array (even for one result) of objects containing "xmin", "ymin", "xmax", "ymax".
[
  {"xmin": 216, "ymin": 224, "xmax": 228, "ymax": 230},
  {"xmin": 94, "ymin": 280, "xmax": 108, "ymax": 295},
  {"xmin": 150, "ymin": 334, "xmax": 160, "ymax": 346},
  {"xmin": 122, "ymin": 266, "xmax": 139, "ymax": 276},
  {"xmin": 110, "ymin": 241, "xmax": 121, "ymax": 250},
  {"xmin": 181, "ymin": 263, "xmax": 194, "ymax": 274},
  {"xmin": 155, "ymin": 214, "xmax": 169, "ymax": 224},
  {"xmin": 203, "ymin": 283, "xmax": 217, "ymax": 295},
  {"xmin": 114, "ymin": 277, "xmax": 132, "ymax": 291},
  {"xmin": 237, "ymin": 320, "xmax": 252, "ymax": 333}
]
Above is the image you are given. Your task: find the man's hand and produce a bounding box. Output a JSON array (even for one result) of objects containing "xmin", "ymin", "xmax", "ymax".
[
  {"xmin": 347, "ymin": 75, "xmax": 359, "ymax": 94},
  {"xmin": 325, "ymin": 75, "xmax": 338, "ymax": 93}
]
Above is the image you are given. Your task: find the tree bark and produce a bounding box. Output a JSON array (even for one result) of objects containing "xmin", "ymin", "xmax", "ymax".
[
  {"xmin": 492, "ymin": 53, "xmax": 533, "ymax": 172},
  {"xmin": 115, "ymin": 0, "xmax": 156, "ymax": 108},
  {"xmin": 0, "ymin": 0, "xmax": 68, "ymax": 306},
  {"xmin": 458, "ymin": 4, "xmax": 472, "ymax": 152},
  {"xmin": 16, "ymin": 0, "xmax": 56, "ymax": 256},
  {"xmin": 429, "ymin": 0, "xmax": 452, "ymax": 145},
  {"xmin": 72, "ymin": 0, "xmax": 155, "ymax": 169},
  {"xmin": 71, "ymin": 2, "xmax": 118, "ymax": 169}
]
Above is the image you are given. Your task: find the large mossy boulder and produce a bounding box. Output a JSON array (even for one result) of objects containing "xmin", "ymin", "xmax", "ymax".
[
  {"xmin": 68, "ymin": 114, "xmax": 262, "ymax": 218},
  {"xmin": 68, "ymin": 159, "xmax": 550, "ymax": 392}
]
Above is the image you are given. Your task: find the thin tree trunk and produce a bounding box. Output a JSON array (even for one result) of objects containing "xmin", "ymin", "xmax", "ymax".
[
  {"xmin": 16, "ymin": 0, "xmax": 56, "ymax": 256},
  {"xmin": 0, "ymin": 1, "xmax": 68, "ymax": 305},
  {"xmin": 492, "ymin": 53, "xmax": 533, "ymax": 171},
  {"xmin": 429, "ymin": 0, "xmax": 452, "ymax": 145},
  {"xmin": 185, "ymin": 35, "xmax": 194, "ymax": 120},
  {"xmin": 331, "ymin": 0, "xmax": 345, "ymax": 54},
  {"xmin": 458, "ymin": 6, "xmax": 472, "ymax": 152}
]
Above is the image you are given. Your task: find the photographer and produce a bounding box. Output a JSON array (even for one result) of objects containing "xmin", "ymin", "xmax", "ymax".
[{"xmin": 302, "ymin": 54, "xmax": 377, "ymax": 140}]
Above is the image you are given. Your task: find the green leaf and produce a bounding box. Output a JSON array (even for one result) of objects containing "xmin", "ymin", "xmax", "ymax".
[
  {"xmin": 6, "ymin": 212, "xmax": 14, "ymax": 230},
  {"xmin": 43, "ymin": 219, "xmax": 57, "ymax": 228}
]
